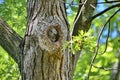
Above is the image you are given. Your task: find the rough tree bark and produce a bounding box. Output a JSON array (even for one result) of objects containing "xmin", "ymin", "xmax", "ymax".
[{"xmin": 0, "ymin": 0, "xmax": 97, "ymax": 80}]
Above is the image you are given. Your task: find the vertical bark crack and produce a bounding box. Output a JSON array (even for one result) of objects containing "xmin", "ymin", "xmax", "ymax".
[{"xmin": 41, "ymin": 52, "xmax": 44, "ymax": 80}]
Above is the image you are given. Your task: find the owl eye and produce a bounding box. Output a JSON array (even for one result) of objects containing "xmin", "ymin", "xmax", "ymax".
[{"xmin": 47, "ymin": 28, "xmax": 59, "ymax": 42}]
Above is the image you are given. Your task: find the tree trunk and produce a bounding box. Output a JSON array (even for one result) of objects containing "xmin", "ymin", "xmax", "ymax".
[{"xmin": 21, "ymin": 0, "xmax": 74, "ymax": 80}]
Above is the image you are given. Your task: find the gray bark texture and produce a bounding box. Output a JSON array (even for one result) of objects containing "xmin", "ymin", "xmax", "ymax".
[
  {"xmin": 0, "ymin": 0, "xmax": 97, "ymax": 80},
  {"xmin": 22, "ymin": 0, "xmax": 70, "ymax": 79}
]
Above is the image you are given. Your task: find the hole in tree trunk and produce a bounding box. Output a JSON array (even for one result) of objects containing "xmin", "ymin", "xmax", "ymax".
[{"xmin": 47, "ymin": 26, "xmax": 60, "ymax": 42}]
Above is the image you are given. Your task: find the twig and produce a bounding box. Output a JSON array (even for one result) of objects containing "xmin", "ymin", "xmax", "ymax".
[
  {"xmin": 98, "ymin": 9, "xmax": 120, "ymax": 54},
  {"xmin": 70, "ymin": 0, "xmax": 88, "ymax": 54},
  {"xmin": 60, "ymin": 0, "xmax": 120, "ymax": 22},
  {"xmin": 70, "ymin": 0, "xmax": 88, "ymax": 38},
  {"xmin": 87, "ymin": 9, "xmax": 120, "ymax": 79},
  {"xmin": 71, "ymin": 0, "xmax": 88, "ymax": 36},
  {"xmin": 92, "ymin": 3, "xmax": 120, "ymax": 20},
  {"xmin": 96, "ymin": 1, "xmax": 120, "ymax": 4},
  {"xmin": 99, "ymin": 21, "xmax": 110, "ymax": 54},
  {"xmin": 92, "ymin": 64, "xmax": 120, "ymax": 71},
  {"xmin": 59, "ymin": 0, "xmax": 120, "ymax": 5}
]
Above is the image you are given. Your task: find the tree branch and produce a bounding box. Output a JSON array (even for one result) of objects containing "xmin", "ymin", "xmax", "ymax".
[
  {"xmin": 71, "ymin": 0, "xmax": 97, "ymax": 36},
  {"xmin": 0, "ymin": 18, "xmax": 23, "ymax": 64},
  {"xmin": 92, "ymin": 3, "xmax": 120, "ymax": 20},
  {"xmin": 70, "ymin": 0, "xmax": 97, "ymax": 71},
  {"xmin": 92, "ymin": 63, "xmax": 120, "ymax": 71}
]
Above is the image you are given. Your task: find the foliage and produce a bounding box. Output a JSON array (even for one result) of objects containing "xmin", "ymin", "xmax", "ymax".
[
  {"xmin": 63, "ymin": 30, "xmax": 96, "ymax": 54},
  {"xmin": 0, "ymin": 0, "xmax": 26, "ymax": 37},
  {"xmin": 0, "ymin": 47, "xmax": 20, "ymax": 80}
]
